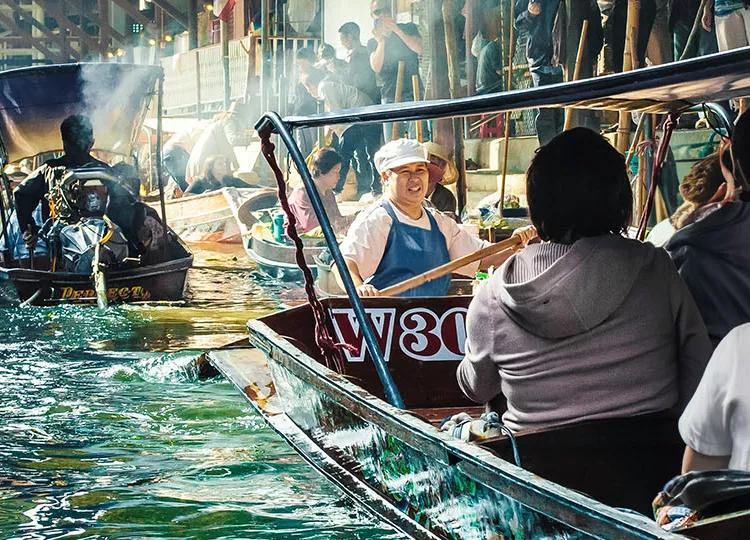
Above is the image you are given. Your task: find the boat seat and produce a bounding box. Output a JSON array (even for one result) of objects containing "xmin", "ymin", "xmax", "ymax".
[{"xmin": 479, "ymin": 412, "xmax": 683, "ymax": 515}]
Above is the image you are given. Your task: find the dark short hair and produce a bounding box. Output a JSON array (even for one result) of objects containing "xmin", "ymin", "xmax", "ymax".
[
  {"xmin": 60, "ymin": 114, "xmax": 94, "ymax": 149},
  {"xmin": 318, "ymin": 43, "xmax": 336, "ymax": 60},
  {"xmin": 526, "ymin": 128, "xmax": 632, "ymax": 243},
  {"xmin": 338, "ymin": 22, "xmax": 361, "ymax": 40},
  {"xmin": 732, "ymin": 109, "xmax": 750, "ymax": 200},
  {"xmin": 296, "ymin": 47, "xmax": 316, "ymax": 63},
  {"xmin": 311, "ymin": 147, "xmax": 342, "ymax": 178}
]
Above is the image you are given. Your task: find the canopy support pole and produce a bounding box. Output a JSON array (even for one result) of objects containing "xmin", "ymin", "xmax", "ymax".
[
  {"xmin": 155, "ymin": 75, "xmax": 169, "ymax": 260},
  {"xmin": 256, "ymin": 113, "xmax": 405, "ymax": 409}
]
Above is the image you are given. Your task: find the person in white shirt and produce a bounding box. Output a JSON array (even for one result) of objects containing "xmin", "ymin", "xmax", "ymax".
[
  {"xmin": 679, "ymin": 323, "xmax": 750, "ymax": 473},
  {"xmin": 338, "ymin": 139, "xmax": 533, "ymax": 297}
]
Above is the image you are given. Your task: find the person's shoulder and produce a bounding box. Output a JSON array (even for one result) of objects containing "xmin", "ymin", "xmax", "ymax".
[
  {"xmin": 347, "ymin": 201, "xmax": 390, "ymax": 231},
  {"xmin": 428, "ymin": 205, "xmax": 458, "ymax": 226},
  {"xmin": 398, "ymin": 22, "xmax": 420, "ymax": 35}
]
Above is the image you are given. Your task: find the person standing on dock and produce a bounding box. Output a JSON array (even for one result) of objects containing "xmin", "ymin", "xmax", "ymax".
[
  {"xmin": 337, "ymin": 139, "xmax": 532, "ymax": 297},
  {"xmin": 339, "ymin": 21, "xmax": 380, "ymax": 104},
  {"xmin": 515, "ymin": 0, "xmax": 564, "ymax": 145},
  {"xmin": 368, "ymin": 0, "xmax": 424, "ymax": 140}
]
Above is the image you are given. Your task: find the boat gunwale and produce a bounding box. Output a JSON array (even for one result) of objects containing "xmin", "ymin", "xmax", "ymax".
[
  {"xmin": 246, "ymin": 316, "xmax": 681, "ymax": 540},
  {"xmin": 0, "ymin": 254, "xmax": 193, "ymax": 283}
]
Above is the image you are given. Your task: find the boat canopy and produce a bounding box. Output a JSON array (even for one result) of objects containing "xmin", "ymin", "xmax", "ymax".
[
  {"xmin": 0, "ymin": 63, "xmax": 161, "ymax": 164},
  {"xmin": 273, "ymin": 46, "xmax": 750, "ymax": 132}
]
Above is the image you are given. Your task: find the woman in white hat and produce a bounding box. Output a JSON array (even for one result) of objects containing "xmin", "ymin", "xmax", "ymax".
[{"xmin": 338, "ymin": 138, "xmax": 532, "ymax": 297}]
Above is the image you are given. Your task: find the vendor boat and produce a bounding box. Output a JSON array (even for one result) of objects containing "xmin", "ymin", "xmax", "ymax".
[
  {"xmin": 0, "ymin": 63, "xmax": 193, "ymax": 306},
  {"xmin": 208, "ymin": 48, "xmax": 750, "ymax": 539},
  {"xmin": 147, "ymin": 186, "xmax": 275, "ymax": 244}
]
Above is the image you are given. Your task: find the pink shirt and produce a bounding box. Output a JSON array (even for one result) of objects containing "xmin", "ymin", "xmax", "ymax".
[{"xmin": 287, "ymin": 186, "xmax": 343, "ymax": 233}]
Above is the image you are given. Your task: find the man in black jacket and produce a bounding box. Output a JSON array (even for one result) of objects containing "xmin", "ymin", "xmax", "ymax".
[
  {"xmin": 339, "ymin": 21, "xmax": 380, "ymax": 104},
  {"xmin": 15, "ymin": 114, "xmax": 110, "ymax": 247}
]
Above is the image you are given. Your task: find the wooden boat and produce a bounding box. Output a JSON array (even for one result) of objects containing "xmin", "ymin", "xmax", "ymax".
[
  {"xmin": 206, "ymin": 49, "xmax": 750, "ymax": 538},
  {"xmin": 245, "ymin": 228, "xmax": 326, "ymax": 282},
  {"xmin": 0, "ymin": 63, "xmax": 194, "ymax": 306},
  {"xmin": 212, "ymin": 295, "xmax": 750, "ymax": 539},
  {"xmin": 147, "ymin": 187, "xmax": 276, "ymax": 244},
  {"xmin": 0, "ymin": 243, "xmax": 192, "ymax": 305}
]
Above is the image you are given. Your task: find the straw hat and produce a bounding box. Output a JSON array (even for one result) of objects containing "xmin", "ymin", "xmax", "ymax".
[{"xmin": 423, "ymin": 141, "xmax": 458, "ymax": 186}]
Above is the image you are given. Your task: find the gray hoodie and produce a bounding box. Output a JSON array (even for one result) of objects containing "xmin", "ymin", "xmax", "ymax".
[{"xmin": 456, "ymin": 234, "xmax": 712, "ymax": 432}]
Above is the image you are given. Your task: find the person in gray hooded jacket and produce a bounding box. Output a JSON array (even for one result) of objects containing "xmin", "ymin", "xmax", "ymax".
[{"xmin": 457, "ymin": 128, "xmax": 712, "ymax": 432}]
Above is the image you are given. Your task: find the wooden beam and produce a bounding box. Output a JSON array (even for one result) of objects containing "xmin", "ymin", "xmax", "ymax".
[
  {"xmin": 150, "ymin": 0, "xmax": 188, "ymax": 29},
  {"xmin": 80, "ymin": 7, "xmax": 128, "ymax": 45},
  {"xmin": 0, "ymin": 11, "xmax": 65, "ymax": 62},
  {"xmin": 98, "ymin": 0, "xmax": 109, "ymax": 47},
  {"xmin": 34, "ymin": 0, "xmax": 107, "ymax": 54},
  {"xmin": 0, "ymin": 0, "xmax": 80, "ymax": 59},
  {"xmin": 108, "ymin": 0, "xmax": 153, "ymax": 28}
]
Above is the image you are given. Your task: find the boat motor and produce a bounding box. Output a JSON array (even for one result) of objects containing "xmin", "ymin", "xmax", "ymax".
[{"xmin": 46, "ymin": 168, "xmax": 129, "ymax": 274}]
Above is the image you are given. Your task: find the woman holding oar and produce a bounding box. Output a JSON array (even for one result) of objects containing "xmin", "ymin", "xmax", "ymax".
[{"xmin": 337, "ymin": 139, "xmax": 535, "ymax": 297}]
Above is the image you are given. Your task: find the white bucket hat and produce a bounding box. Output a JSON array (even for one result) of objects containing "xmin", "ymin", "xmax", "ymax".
[{"xmin": 373, "ymin": 138, "xmax": 429, "ymax": 174}]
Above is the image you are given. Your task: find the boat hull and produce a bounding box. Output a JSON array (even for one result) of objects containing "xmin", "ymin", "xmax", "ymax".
[
  {"xmin": 0, "ymin": 255, "xmax": 192, "ymax": 306},
  {"xmin": 246, "ymin": 234, "xmax": 324, "ymax": 282},
  {"xmin": 149, "ymin": 187, "xmax": 267, "ymax": 244}
]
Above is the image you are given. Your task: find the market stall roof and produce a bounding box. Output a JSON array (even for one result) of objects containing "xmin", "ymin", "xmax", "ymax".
[
  {"xmin": 275, "ymin": 46, "xmax": 750, "ymax": 131},
  {"xmin": 0, "ymin": 63, "xmax": 161, "ymax": 163}
]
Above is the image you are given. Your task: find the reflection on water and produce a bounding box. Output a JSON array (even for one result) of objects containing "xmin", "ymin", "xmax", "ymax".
[{"xmin": 0, "ymin": 245, "xmax": 402, "ymax": 539}]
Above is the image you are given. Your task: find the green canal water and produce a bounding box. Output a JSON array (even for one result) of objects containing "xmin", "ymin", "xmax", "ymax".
[{"xmin": 0, "ymin": 246, "xmax": 403, "ymax": 539}]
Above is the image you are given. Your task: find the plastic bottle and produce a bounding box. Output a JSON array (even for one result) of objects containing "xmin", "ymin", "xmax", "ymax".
[{"xmin": 272, "ymin": 212, "xmax": 286, "ymax": 243}]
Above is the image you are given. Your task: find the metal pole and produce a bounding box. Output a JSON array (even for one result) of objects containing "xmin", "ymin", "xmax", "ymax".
[
  {"xmin": 221, "ymin": 19, "xmax": 231, "ymax": 109},
  {"xmin": 499, "ymin": 0, "xmax": 516, "ymax": 218},
  {"xmin": 155, "ymin": 75, "xmax": 169, "ymax": 259},
  {"xmin": 256, "ymin": 112, "xmax": 405, "ymax": 409},
  {"xmin": 0, "ymin": 173, "xmax": 11, "ymax": 263},
  {"xmin": 260, "ymin": 0, "xmax": 271, "ymax": 113}
]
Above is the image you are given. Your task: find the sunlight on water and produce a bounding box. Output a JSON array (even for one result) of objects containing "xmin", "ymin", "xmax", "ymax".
[{"xmin": 0, "ymin": 245, "xmax": 402, "ymax": 539}]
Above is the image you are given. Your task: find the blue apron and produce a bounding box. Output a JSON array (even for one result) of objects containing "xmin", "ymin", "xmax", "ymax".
[{"xmin": 368, "ymin": 201, "xmax": 451, "ymax": 297}]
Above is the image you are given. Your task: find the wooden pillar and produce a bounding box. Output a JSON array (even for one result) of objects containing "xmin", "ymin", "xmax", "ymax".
[
  {"xmin": 464, "ymin": 0, "xmax": 475, "ymax": 96},
  {"xmin": 221, "ymin": 18, "xmax": 230, "ymax": 108},
  {"xmin": 616, "ymin": 0, "xmax": 639, "ymax": 154},
  {"xmin": 188, "ymin": 0, "xmax": 198, "ymax": 49},
  {"xmin": 441, "ymin": 0, "xmax": 467, "ymax": 215}
]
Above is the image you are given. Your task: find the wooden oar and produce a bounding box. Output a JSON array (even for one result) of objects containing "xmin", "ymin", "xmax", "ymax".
[{"xmin": 379, "ymin": 235, "xmax": 523, "ymax": 297}]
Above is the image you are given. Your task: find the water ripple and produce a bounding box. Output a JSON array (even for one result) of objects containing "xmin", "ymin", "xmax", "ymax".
[{"xmin": 0, "ymin": 245, "xmax": 401, "ymax": 539}]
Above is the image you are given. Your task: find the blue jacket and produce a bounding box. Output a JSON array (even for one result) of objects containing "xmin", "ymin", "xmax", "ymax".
[{"xmin": 665, "ymin": 202, "xmax": 750, "ymax": 346}]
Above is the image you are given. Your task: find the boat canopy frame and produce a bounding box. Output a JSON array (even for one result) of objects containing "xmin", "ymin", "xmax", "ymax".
[{"xmin": 255, "ymin": 46, "xmax": 750, "ymax": 408}]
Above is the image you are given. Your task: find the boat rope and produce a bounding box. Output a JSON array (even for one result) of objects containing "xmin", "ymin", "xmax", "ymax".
[
  {"xmin": 260, "ymin": 134, "xmax": 355, "ymax": 371},
  {"xmin": 636, "ymin": 113, "xmax": 678, "ymax": 241}
]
